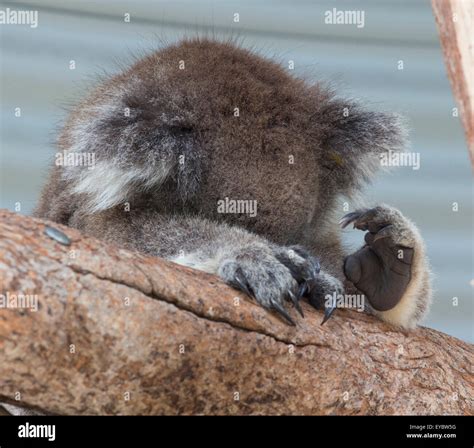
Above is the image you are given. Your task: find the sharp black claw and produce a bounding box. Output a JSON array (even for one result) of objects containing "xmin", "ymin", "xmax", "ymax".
[
  {"xmin": 339, "ymin": 212, "xmax": 360, "ymax": 229},
  {"xmin": 298, "ymin": 281, "xmax": 308, "ymax": 299},
  {"xmin": 233, "ymin": 268, "xmax": 253, "ymax": 298},
  {"xmin": 321, "ymin": 304, "xmax": 337, "ymax": 325},
  {"xmin": 288, "ymin": 290, "xmax": 304, "ymax": 318},
  {"xmin": 271, "ymin": 300, "xmax": 296, "ymax": 326}
]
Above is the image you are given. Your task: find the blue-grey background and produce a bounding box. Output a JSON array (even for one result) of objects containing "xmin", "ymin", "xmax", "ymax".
[{"xmin": 1, "ymin": 0, "xmax": 472, "ymax": 342}]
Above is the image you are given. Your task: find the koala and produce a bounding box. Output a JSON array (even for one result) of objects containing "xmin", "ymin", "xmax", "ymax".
[{"xmin": 33, "ymin": 37, "xmax": 432, "ymax": 330}]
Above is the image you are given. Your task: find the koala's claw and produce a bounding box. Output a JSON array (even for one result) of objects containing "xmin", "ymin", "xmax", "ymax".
[
  {"xmin": 270, "ymin": 298, "xmax": 296, "ymax": 325},
  {"xmin": 339, "ymin": 211, "xmax": 363, "ymax": 229},
  {"xmin": 232, "ymin": 267, "xmax": 254, "ymax": 298},
  {"xmin": 340, "ymin": 207, "xmax": 400, "ymax": 236},
  {"xmin": 340, "ymin": 208, "xmax": 390, "ymax": 232},
  {"xmin": 298, "ymin": 281, "xmax": 310, "ymax": 300},
  {"xmin": 228, "ymin": 266, "xmax": 298, "ymax": 325},
  {"xmin": 288, "ymin": 290, "xmax": 304, "ymax": 318},
  {"xmin": 321, "ymin": 302, "xmax": 337, "ymax": 325},
  {"xmin": 219, "ymin": 244, "xmax": 320, "ymax": 325}
]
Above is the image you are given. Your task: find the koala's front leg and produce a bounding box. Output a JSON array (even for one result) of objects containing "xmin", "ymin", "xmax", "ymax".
[
  {"xmin": 166, "ymin": 220, "xmax": 341, "ymax": 325},
  {"xmin": 172, "ymin": 233, "xmax": 316, "ymax": 324},
  {"xmin": 340, "ymin": 205, "xmax": 432, "ymax": 329}
]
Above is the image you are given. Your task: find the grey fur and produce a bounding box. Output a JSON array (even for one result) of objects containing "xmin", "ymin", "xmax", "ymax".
[{"xmin": 34, "ymin": 38, "xmax": 432, "ymax": 329}]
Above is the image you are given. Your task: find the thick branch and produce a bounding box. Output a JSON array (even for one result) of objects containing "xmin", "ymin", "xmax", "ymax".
[{"xmin": 0, "ymin": 210, "xmax": 472, "ymax": 415}]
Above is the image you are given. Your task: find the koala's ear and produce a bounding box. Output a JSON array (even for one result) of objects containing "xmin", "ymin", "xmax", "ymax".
[
  {"xmin": 61, "ymin": 78, "xmax": 202, "ymax": 213},
  {"xmin": 320, "ymin": 99, "xmax": 408, "ymax": 194}
]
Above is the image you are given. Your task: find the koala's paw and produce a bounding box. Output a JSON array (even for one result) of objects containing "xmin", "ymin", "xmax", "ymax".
[
  {"xmin": 340, "ymin": 205, "xmax": 417, "ymax": 313},
  {"xmin": 218, "ymin": 244, "xmax": 320, "ymax": 325}
]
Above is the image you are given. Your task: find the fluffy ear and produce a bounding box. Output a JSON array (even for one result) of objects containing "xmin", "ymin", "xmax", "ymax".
[
  {"xmin": 60, "ymin": 76, "xmax": 202, "ymax": 213},
  {"xmin": 320, "ymin": 99, "xmax": 408, "ymax": 195}
]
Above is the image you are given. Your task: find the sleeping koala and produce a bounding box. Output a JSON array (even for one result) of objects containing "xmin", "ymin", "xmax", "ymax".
[{"xmin": 34, "ymin": 38, "xmax": 432, "ymax": 329}]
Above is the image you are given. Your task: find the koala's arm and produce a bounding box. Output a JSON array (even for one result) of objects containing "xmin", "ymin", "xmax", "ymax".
[
  {"xmin": 341, "ymin": 205, "xmax": 432, "ymax": 330},
  {"xmin": 72, "ymin": 210, "xmax": 330, "ymax": 325},
  {"xmin": 157, "ymin": 207, "xmax": 432, "ymax": 330}
]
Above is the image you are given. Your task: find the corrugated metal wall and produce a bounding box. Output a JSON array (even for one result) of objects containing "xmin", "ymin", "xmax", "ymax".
[{"xmin": 0, "ymin": 0, "xmax": 472, "ymax": 341}]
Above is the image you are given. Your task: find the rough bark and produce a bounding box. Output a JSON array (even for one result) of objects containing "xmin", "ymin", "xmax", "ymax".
[
  {"xmin": 0, "ymin": 209, "xmax": 472, "ymax": 415},
  {"xmin": 432, "ymin": 0, "xmax": 474, "ymax": 167}
]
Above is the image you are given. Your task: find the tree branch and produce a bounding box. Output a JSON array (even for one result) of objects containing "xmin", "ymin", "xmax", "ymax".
[
  {"xmin": 432, "ymin": 0, "xmax": 474, "ymax": 167},
  {"xmin": 0, "ymin": 210, "xmax": 472, "ymax": 415}
]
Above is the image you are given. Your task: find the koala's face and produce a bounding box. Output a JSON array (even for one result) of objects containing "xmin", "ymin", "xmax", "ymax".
[
  {"xmin": 63, "ymin": 38, "xmax": 403, "ymax": 244},
  {"xmin": 138, "ymin": 39, "xmax": 328, "ymax": 243},
  {"xmin": 197, "ymin": 122, "xmax": 322, "ymax": 243}
]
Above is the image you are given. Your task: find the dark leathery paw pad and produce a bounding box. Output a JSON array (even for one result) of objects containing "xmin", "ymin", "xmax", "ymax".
[{"xmin": 342, "ymin": 208, "xmax": 415, "ymax": 312}]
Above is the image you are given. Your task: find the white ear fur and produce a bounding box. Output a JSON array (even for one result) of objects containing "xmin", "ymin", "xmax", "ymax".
[
  {"xmin": 67, "ymin": 160, "xmax": 171, "ymax": 212},
  {"xmin": 60, "ymin": 80, "xmax": 175, "ymax": 213}
]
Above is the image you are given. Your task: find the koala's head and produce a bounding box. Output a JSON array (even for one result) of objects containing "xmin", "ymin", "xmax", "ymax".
[{"xmin": 62, "ymin": 38, "xmax": 407, "ymax": 243}]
